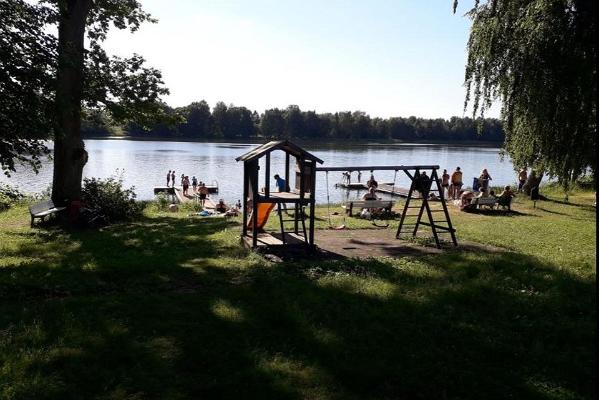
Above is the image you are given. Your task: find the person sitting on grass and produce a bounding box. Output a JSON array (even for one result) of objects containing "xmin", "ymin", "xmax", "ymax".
[
  {"xmin": 215, "ymin": 199, "xmax": 227, "ymax": 213},
  {"xmin": 497, "ymin": 186, "xmax": 516, "ymax": 210},
  {"xmin": 458, "ymin": 190, "xmax": 476, "ymax": 212}
]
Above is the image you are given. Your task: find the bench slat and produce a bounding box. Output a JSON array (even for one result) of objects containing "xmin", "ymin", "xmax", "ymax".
[
  {"xmin": 346, "ymin": 200, "xmax": 393, "ymax": 208},
  {"xmin": 471, "ymin": 197, "xmax": 497, "ymax": 205},
  {"xmin": 29, "ymin": 200, "xmax": 55, "ymax": 215},
  {"xmin": 32, "ymin": 207, "xmax": 66, "ymax": 217}
]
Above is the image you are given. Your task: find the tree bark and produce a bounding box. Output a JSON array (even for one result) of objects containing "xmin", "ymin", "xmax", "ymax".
[
  {"xmin": 523, "ymin": 170, "xmax": 544, "ymax": 196},
  {"xmin": 51, "ymin": 0, "xmax": 92, "ymax": 205}
]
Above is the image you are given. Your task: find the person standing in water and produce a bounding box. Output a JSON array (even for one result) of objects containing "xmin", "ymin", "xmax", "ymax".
[
  {"xmin": 167, "ymin": 170, "xmax": 171, "ymax": 187},
  {"xmin": 170, "ymin": 171, "xmax": 176, "ymax": 188}
]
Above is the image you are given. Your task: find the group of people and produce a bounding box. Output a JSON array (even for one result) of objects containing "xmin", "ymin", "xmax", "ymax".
[
  {"xmin": 342, "ymin": 171, "xmax": 363, "ymax": 185},
  {"xmin": 440, "ymin": 167, "xmax": 466, "ymax": 200},
  {"xmin": 439, "ymin": 166, "xmax": 518, "ymax": 211},
  {"xmin": 166, "ymin": 170, "xmax": 210, "ymax": 203},
  {"xmin": 345, "ymin": 166, "xmax": 527, "ymax": 213}
]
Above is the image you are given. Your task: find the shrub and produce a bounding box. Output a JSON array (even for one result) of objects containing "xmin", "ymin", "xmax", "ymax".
[
  {"xmin": 81, "ymin": 176, "xmax": 143, "ymax": 223},
  {"xmin": 154, "ymin": 193, "xmax": 170, "ymax": 211},
  {"xmin": 575, "ymin": 174, "xmax": 594, "ymax": 190},
  {"xmin": 0, "ymin": 183, "xmax": 25, "ymax": 212},
  {"xmin": 180, "ymin": 201, "xmax": 203, "ymax": 213}
]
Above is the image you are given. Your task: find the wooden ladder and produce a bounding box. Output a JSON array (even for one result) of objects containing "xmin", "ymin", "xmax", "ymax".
[
  {"xmin": 276, "ymin": 203, "xmax": 307, "ymax": 245},
  {"xmin": 396, "ymin": 169, "xmax": 458, "ymax": 248}
]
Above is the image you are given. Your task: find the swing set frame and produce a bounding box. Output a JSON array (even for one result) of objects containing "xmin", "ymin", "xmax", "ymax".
[
  {"xmin": 316, "ymin": 165, "xmax": 458, "ymax": 248},
  {"xmin": 236, "ymin": 141, "xmax": 457, "ymax": 250}
]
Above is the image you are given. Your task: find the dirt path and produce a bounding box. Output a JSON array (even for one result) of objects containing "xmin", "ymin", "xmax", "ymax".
[{"xmin": 315, "ymin": 228, "xmax": 503, "ymax": 258}]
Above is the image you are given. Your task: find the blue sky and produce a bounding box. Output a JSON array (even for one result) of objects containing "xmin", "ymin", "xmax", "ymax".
[{"xmin": 105, "ymin": 0, "xmax": 490, "ymax": 118}]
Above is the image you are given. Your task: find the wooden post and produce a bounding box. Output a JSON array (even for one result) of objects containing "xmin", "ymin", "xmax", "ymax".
[
  {"xmin": 285, "ymin": 153, "xmax": 290, "ymax": 191},
  {"xmin": 277, "ymin": 203, "xmax": 286, "ymax": 244},
  {"xmin": 265, "ymin": 152, "xmax": 270, "ymax": 197},
  {"xmin": 308, "ymin": 160, "xmax": 316, "ymax": 246},
  {"xmin": 251, "ymin": 161, "xmax": 259, "ymax": 248},
  {"xmin": 294, "ymin": 203, "xmax": 299, "ymax": 234},
  {"xmin": 242, "ymin": 163, "xmax": 248, "ymax": 237},
  {"xmin": 299, "ymin": 158, "xmax": 305, "ymax": 200}
]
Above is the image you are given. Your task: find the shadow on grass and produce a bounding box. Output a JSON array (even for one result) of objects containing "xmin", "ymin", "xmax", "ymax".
[
  {"xmin": 464, "ymin": 208, "xmax": 534, "ymax": 217},
  {"xmin": 0, "ymin": 213, "xmax": 596, "ymax": 399},
  {"xmin": 538, "ymin": 195, "xmax": 596, "ymax": 210}
]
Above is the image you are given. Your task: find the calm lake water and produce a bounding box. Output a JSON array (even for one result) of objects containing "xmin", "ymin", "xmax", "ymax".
[{"xmin": 2, "ymin": 139, "xmax": 524, "ymax": 204}]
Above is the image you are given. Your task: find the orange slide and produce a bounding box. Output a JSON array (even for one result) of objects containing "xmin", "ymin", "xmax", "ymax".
[{"xmin": 246, "ymin": 203, "xmax": 276, "ymax": 230}]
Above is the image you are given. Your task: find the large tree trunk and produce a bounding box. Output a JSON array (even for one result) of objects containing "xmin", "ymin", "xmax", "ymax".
[
  {"xmin": 51, "ymin": 0, "xmax": 92, "ymax": 205},
  {"xmin": 523, "ymin": 170, "xmax": 544, "ymax": 196}
]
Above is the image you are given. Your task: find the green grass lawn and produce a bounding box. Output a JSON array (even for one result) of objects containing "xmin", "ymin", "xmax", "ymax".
[{"xmin": 0, "ymin": 188, "xmax": 596, "ymax": 399}]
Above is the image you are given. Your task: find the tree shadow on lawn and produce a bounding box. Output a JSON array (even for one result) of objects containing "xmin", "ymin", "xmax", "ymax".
[
  {"xmin": 538, "ymin": 195, "xmax": 596, "ymax": 211},
  {"xmin": 0, "ymin": 215, "xmax": 596, "ymax": 400},
  {"xmin": 464, "ymin": 208, "xmax": 534, "ymax": 217}
]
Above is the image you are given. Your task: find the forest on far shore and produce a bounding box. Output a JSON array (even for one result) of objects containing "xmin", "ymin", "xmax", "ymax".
[{"xmin": 82, "ymin": 100, "xmax": 505, "ymax": 143}]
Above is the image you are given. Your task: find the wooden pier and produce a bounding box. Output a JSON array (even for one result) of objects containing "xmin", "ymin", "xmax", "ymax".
[
  {"xmin": 153, "ymin": 186, "xmax": 175, "ymax": 195},
  {"xmin": 173, "ymin": 187, "xmax": 216, "ymax": 208},
  {"xmin": 375, "ymin": 183, "xmax": 420, "ymax": 198},
  {"xmin": 336, "ymin": 182, "xmax": 368, "ymax": 190}
]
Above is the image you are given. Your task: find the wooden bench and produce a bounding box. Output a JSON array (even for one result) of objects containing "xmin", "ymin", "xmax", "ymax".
[
  {"xmin": 343, "ymin": 200, "xmax": 393, "ymax": 217},
  {"xmin": 470, "ymin": 196, "xmax": 498, "ymax": 209},
  {"xmin": 470, "ymin": 196, "xmax": 514, "ymax": 211},
  {"xmin": 29, "ymin": 200, "xmax": 66, "ymax": 227}
]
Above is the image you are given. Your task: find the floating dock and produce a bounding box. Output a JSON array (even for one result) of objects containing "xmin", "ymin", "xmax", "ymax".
[
  {"xmin": 336, "ymin": 181, "xmax": 418, "ymax": 198},
  {"xmin": 336, "ymin": 182, "xmax": 368, "ymax": 189}
]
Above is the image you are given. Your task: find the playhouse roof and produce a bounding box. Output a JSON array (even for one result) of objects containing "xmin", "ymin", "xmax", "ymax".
[{"xmin": 235, "ymin": 140, "xmax": 324, "ymax": 164}]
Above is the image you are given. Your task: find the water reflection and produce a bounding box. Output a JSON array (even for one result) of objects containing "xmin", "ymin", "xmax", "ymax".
[{"xmin": 1, "ymin": 140, "xmax": 523, "ymax": 204}]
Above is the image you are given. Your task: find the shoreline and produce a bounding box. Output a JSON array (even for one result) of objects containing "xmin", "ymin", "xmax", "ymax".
[{"xmin": 82, "ymin": 135, "xmax": 504, "ymax": 148}]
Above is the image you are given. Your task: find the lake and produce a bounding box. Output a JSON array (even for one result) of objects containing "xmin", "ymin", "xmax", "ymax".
[{"xmin": 1, "ymin": 139, "xmax": 522, "ymax": 204}]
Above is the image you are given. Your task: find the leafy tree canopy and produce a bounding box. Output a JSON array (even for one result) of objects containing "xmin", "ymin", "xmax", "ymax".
[
  {"xmin": 0, "ymin": 0, "xmax": 168, "ymax": 176},
  {"xmin": 456, "ymin": 0, "xmax": 598, "ymax": 188}
]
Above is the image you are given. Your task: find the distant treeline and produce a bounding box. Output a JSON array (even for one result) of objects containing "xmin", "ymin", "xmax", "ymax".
[{"xmin": 82, "ymin": 101, "xmax": 505, "ymax": 142}]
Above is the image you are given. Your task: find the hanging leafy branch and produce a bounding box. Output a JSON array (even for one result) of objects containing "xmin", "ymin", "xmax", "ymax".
[{"xmin": 456, "ymin": 0, "xmax": 598, "ymax": 190}]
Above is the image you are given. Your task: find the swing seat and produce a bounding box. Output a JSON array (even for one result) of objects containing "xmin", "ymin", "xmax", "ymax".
[{"xmin": 330, "ymin": 223, "xmax": 347, "ymax": 230}]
